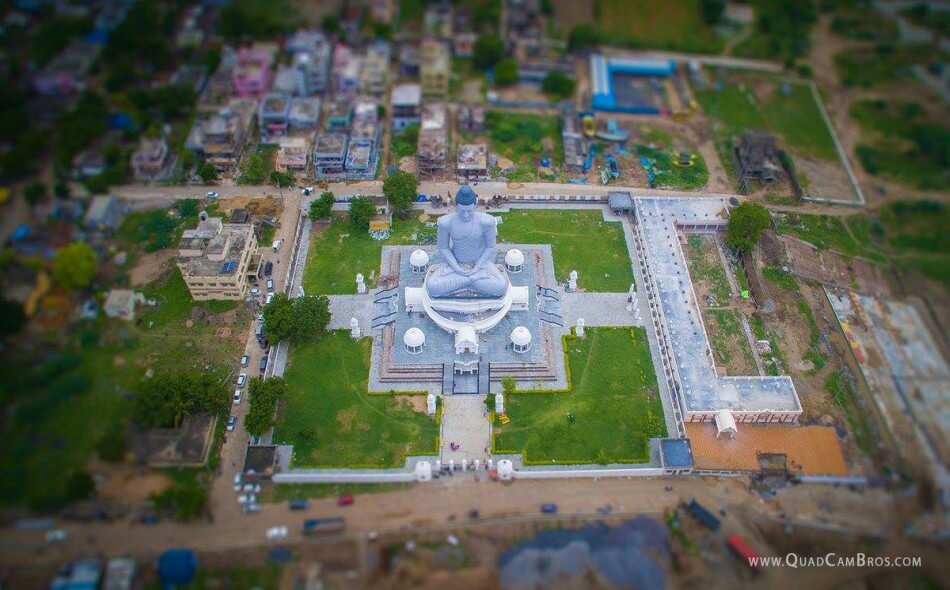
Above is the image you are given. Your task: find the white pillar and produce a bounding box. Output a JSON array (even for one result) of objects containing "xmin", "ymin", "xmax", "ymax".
[
  {"xmin": 576, "ymin": 317, "xmax": 585, "ymax": 338},
  {"xmin": 495, "ymin": 393, "xmax": 504, "ymax": 414},
  {"xmin": 426, "ymin": 393, "xmax": 436, "ymax": 416},
  {"xmin": 568, "ymin": 269, "xmax": 578, "ymax": 292},
  {"xmin": 350, "ymin": 317, "xmax": 361, "ymax": 339},
  {"xmin": 628, "ymin": 282, "xmax": 637, "ymax": 301},
  {"xmin": 462, "ymin": 459, "xmax": 468, "ymax": 471},
  {"xmin": 449, "ymin": 459, "xmax": 455, "ymax": 471},
  {"xmin": 474, "ymin": 459, "xmax": 480, "ymax": 471},
  {"xmin": 435, "ymin": 459, "xmax": 442, "ymax": 470},
  {"xmin": 487, "ymin": 458, "xmax": 494, "ymax": 470},
  {"xmin": 356, "ymin": 273, "xmax": 367, "ymax": 294}
]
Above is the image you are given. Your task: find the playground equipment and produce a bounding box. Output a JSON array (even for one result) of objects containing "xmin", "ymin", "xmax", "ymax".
[
  {"xmin": 672, "ymin": 151, "xmax": 697, "ymax": 168},
  {"xmin": 596, "ymin": 119, "xmax": 630, "ymax": 142},
  {"xmin": 499, "ymin": 414, "xmax": 510, "ymax": 425},
  {"xmin": 579, "ymin": 111, "xmax": 596, "ymax": 138},
  {"xmin": 605, "ymin": 153, "xmax": 620, "ymax": 178},
  {"xmin": 582, "ymin": 143, "xmax": 599, "ymax": 173}
]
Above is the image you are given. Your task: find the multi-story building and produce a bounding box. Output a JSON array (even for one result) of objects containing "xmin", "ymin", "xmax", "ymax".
[
  {"xmin": 351, "ymin": 99, "xmax": 380, "ymax": 142},
  {"xmin": 420, "ymin": 39, "xmax": 449, "ymax": 99},
  {"xmin": 186, "ymin": 98, "xmax": 257, "ymax": 172},
  {"xmin": 453, "ymin": 32, "xmax": 476, "ymax": 57},
  {"xmin": 325, "ymin": 98, "xmax": 354, "ymax": 130},
  {"xmin": 232, "ymin": 43, "xmax": 275, "ymax": 99},
  {"xmin": 131, "ymin": 137, "xmax": 173, "ymax": 181},
  {"xmin": 417, "ymin": 102, "xmax": 447, "ymax": 178},
  {"xmin": 457, "ymin": 143, "xmax": 489, "ymax": 181},
  {"xmin": 272, "ymin": 66, "xmax": 302, "ymax": 96},
  {"xmin": 313, "ymin": 133, "xmax": 349, "ymax": 176},
  {"xmin": 258, "ymin": 93, "xmax": 292, "ymax": 137},
  {"xmin": 398, "ymin": 43, "xmax": 420, "ymax": 78},
  {"xmin": 289, "ymin": 96, "xmax": 322, "ymax": 131},
  {"xmin": 457, "ymin": 103, "xmax": 486, "ymax": 132},
  {"xmin": 359, "ymin": 41, "xmax": 391, "ymax": 96},
  {"xmin": 391, "ymin": 83, "xmax": 421, "ymax": 131},
  {"xmin": 331, "ymin": 43, "xmax": 361, "ymax": 98},
  {"xmin": 177, "ymin": 216, "xmax": 260, "ymax": 301},
  {"xmin": 289, "ymin": 31, "xmax": 332, "ymax": 95},
  {"xmin": 276, "ymin": 136, "xmax": 311, "ymax": 174},
  {"xmin": 424, "ymin": 1, "xmax": 453, "ymax": 39}
]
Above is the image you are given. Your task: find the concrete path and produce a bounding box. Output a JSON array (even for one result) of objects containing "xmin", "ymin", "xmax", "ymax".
[
  {"xmin": 440, "ymin": 395, "xmax": 491, "ymax": 465},
  {"xmin": 560, "ymin": 292, "xmax": 639, "ymax": 327},
  {"xmin": 327, "ymin": 295, "xmax": 375, "ymax": 331}
]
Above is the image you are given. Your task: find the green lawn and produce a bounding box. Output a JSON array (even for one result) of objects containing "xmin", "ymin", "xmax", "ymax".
[
  {"xmin": 0, "ymin": 267, "xmax": 244, "ymax": 510},
  {"xmin": 495, "ymin": 209, "xmax": 633, "ymax": 292},
  {"xmin": 302, "ymin": 218, "xmax": 432, "ymax": 294},
  {"xmin": 494, "ymin": 328, "xmax": 666, "ymax": 464},
  {"xmin": 635, "ymin": 145, "xmax": 709, "ymax": 190},
  {"xmin": 485, "ymin": 111, "xmax": 562, "ymax": 182},
  {"xmin": 849, "ymin": 99, "xmax": 949, "ymax": 191},
  {"xmin": 274, "ymin": 332, "xmax": 439, "ymax": 467},
  {"xmin": 595, "ymin": 0, "xmax": 724, "ymax": 54}
]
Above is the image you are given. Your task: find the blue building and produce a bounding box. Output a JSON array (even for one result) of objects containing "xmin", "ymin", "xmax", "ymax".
[{"xmin": 589, "ymin": 55, "xmax": 675, "ymax": 114}]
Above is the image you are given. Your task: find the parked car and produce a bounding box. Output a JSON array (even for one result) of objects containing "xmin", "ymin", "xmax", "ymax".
[
  {"xmin": 233, "ymin": 389, "xmax": 243, "ymax": 405},
  {"xmin": 265, "ymin": 293, "xmax": 275, "ymax": 305},
  {"xmin": 241, "ymin": 355, "xmax": 250, "ymax": 367},
  {"xmin": 266, "ymin": 526, "xmax": 288, "ymax": 540},
  {"xmin": 233, "ymin": 474, "xmax": 242, "ymax": 491},
  {"xmin": 272, "ymin": 239, "xmax": 283, "ymax": 252},
  {"xmin": 540, "ymin": 503, "xmax": 558, "ymax": 514},
  {"xmin": 259, "ymin": 356, "xmax": 268, "ymax": 374},
  {"xmin": 45, "ymin": 529, "xmax": 67, "ymax": 543},
  {"xmin": 227, "ymin": 415, "xmax": 237, "ymax": 431},
  {"xmin": 237, "ymin": 494, "xmax": 250, "ymax": 504},
  {"xmin": 337, "ymin": 494, "xmax": 355, "ymax": 506},
  {"xmin": 243, "ymin": 503, "xmax": 261, "ymax": 514},
  {"xmin": 264, "ymin": 261, "xmax": 274, "ymax": 276},
  {"xmin": 206, "ymin": 191, "xmax": 219, "ymax": 199},
  {"xmin": 250, "ymin": 287, "xmax": 261, "ymax": 297},
  {"xmin": 289, "ymin": 499, "xmax": 310, "ymax": 511},
  {"xmin": 266, "ymin": 278, "xmax": 275, "ymax": 292},
  {"xmin": 301, "ymin": 187, "xmax": 314, "ymax": 195},
  {"xmin": 237, "ymin": 373, "xmax": 247, "ymax": 387}
]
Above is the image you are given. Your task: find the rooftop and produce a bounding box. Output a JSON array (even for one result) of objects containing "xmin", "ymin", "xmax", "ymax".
[
  {"xmin": 457, "ymin": 143, "xmax": 488, "ymax": 170},
  {"xmin": 313, "ymin": 133, "xmax": 348, "ymax": 157},
  {"xmin": 392, "ymin": 83, "xmax": 422, "ymax": 107},
  {"xmin": 177, "ymin": 218, "xmax": 254, "ymax": 278}
]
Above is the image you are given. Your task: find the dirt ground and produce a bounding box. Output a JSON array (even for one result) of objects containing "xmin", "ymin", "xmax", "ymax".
[
  {"xmin": 551, "ymin": 0, "xmax": 593, "ymax": 31},
  {"xmin": 128, "ymin": 249, "xmax": 170, "ymax": 287},
  {"xmin": 92, "ymin": 460, "xmax": 171, "ymax": 505}
]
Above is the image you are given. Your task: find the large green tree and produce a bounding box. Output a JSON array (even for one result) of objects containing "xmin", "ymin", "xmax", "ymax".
[
  {"xmin": 725, "ymin": 202, "xmax": 771, "ymax": 252},
  {"xmin": 541, "ymin": 71, "xmax": 576, "ymax": 100},
  {"xmin": 261, "ymin": 292, "xmax": 296, "ymax": 343},
  {"xmin": 473, "ymin": 35, "xmax": 505, "ymax": 71},
  {"xmin": 348, "ymin": 195, "xmax": 377, "ymax": 231},
  {"xmin": 262, "ymin": 294, "xmax": 330, "ymax": 344},
  {"xmin": 52, "ymin": 242, "xmax": 98, "ymax": 290},
  {"xmin": 132, "ymin": 371, "xmax": 228, "ymax": 429},
  {"xmin": 309, "ymin": 191, "xmax": 335, "ymax": 221},
  {"xmin": 244, "ymin": 377, "xmax": 289, "ymax": 436},
  {"xmin": 700, "ymin": 0, "xmax": 726, "ymax": 25},
  {"xmin": 494, "ymin": 58, "xmax": 519, "ymax": 86},
  {"xmin": 23, "ymin": 181, "xmax": 47, "ymax": 209},
  {"xmin": 382, "ymin": 171, "xmax": 419, "ymax": 218},
  {"xmin": 568, "ymin": 24, "xmax": 600, "ymax": 51}
]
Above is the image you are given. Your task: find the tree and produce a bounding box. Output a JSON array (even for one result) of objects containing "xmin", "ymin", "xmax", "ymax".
[
  {"xmin": 239, "ymin": 151, "xmax": 269, "ymax": 184},
  {"xmin": 53, "ymin": 242, "xmax": 98, "ymax": 290},
  {"xmin": 568, "ymin": 24, "xmax": 600, "ymax": 51},
  {"xmin": 54, "ymin": 181, "xmax": 70, "ymax": 200},
  {"xmin": 132, "ymin": 371, "xmax": 228, "ymax": 429},
  {"xmin": 95, "ymin": 428, "xmax": 126, "ymax": 463},
  {"xmin": 322, "ymin": 15, "xmax": 340, "ymax": 35},
  {"xmin": 382, "ymin": 171, "xmax": 418, "ymax": 218},
  {"xmin": 261, "ymin": 292, "xmax": 296, "ymax": 343},
  {"xmin": 65, "ymin": 470, "xmax": 95, "ymax": 501},
  {"xmin": 494, "ymin": 58, "xmax": 519, "ymax": 86},
  {"xmin": 700, "ymin": 0, "xmax": 726, "ymax": 25},
  {"xmin": 269, "ymin": 169, "xmax": 294, "ymax": 187},
  {"xmin": 725, "ymin": 202, "xmax": 771, "ymax": 252},
  {"xmin": 150, "ymin": 474, "xmax": 208, "ymax": 521},
  {"xmin": 23, "ymin": 181, "xmax": 47, "ymax": 209},
  {"xmin": 473, "ymin": 35, "xmax": 504, "ymax": 71},
  {"xmin": 197, "ymin": 162, "xmax": 218, "ymax": 183},
  {"xmin": 348, "ymin": 195, "xmax": 377, "ymax": 231},
  {"xmin": 0, "ymin": 299, "xmax": 26, "ymax": 336},
  {"xmin": 292, "ymin": 295, "xmax": 331, "ymax": 344},
  {"xmin": 244, "ymin": 377, "xmax": 289, "ymax": 437},
  {"xmin": 309, "ymin": 191, "xmax": 335, "ymax": 221},
  {"xmin": 541, "ymin": 71, "xmax": 576, "ymax": 100}
]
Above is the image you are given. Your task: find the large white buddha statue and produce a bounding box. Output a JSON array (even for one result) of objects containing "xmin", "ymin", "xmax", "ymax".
[{"xmin": 426, "ymin": 186, "xmax": 508, "ymax": 299}]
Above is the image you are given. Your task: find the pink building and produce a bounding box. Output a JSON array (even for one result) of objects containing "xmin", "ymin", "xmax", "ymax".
[{"xmin": 232, "ymin": 44, "xmax": 275, "ymax": 99}]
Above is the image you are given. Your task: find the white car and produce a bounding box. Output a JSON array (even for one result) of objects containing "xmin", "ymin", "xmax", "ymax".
[
  {"xmin": 237, "ymin": 373, "xmax": 247, "ymax": 387},
  {"xmin": 233, "ymin": 389, "xmax": 243, "ymax": 405},
  {"xmin": 266, "ymin": 278, "xmax": 275, "ymax": 293},
  {"xmin": 240, "ymin": 355, "xmax": 250, "ymax": 367},
  {"xmin": 206, "ymin": 191, "xmax": 219, "ymax": 199},
  {"xmin": 233, "ymin": 474, "xmax": 242, "ymax": 491},
  {"xmin": 45, "ymin": 529, "xmax": 67, "ymax": 543},
  {"xmin": 243, "ymin": 503, "xmax": 261, "ymax": 514},
  {"xmin": 237, "ymin": 494, "xmax": 250, "ymax": 504},
  {"xmin": 301, "ymin": 187, "xmax": 314, "ymax": 195},
  {"xmin": 249, "ymin": 288, "xmax": 261, "ymax": 297},
  {"xmin": 266, "ymin": 526, "xmax": 288, "ymax": 540},
  {"xmin": 265, "ymin": 293, "xmax": 275, "ymax": 305},
  {"xmin": 227, "ymin": 415, "xmax": 237, "ymax": 431}
]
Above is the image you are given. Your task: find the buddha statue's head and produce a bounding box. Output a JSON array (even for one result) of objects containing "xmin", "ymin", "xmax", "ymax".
[{"xmin": 455, "ymin": 185, "xmax": 477, "ymax": 223}]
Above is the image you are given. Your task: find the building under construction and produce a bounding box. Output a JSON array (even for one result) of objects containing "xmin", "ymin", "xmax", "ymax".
[
  {"xmin": 417, "ymin": 103, "xmax": 447, "ymax": 178},
  {"xmin": 735, "ymin": 130, "xmax": 784, "ymax": 184},
  {"xmin": 457, "ymin": 143, "xmax": 488, "ymax": 181}
]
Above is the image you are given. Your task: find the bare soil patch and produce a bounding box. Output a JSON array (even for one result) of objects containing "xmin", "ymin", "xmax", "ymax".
[{"xmin": 129, "ymin": 250, "xmax": 170, "ymax": 287}]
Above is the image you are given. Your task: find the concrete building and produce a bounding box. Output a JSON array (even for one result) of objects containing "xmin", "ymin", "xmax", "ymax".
[
  {"xmin": 288, "ymin": 96, "xmax": 322, "ymax": 130},
  {"xmin": 332, "ymin": 43, "xmax": 361, "ymax": 98},
  {"xmin": 272, "ymin": 66, "xmax": 302, "ymax": 96},
  {"xmin": 417, "ymin": 102, "xmax": 447, "ymax": 178},
  {"xmin": 258, "ymin": 93, "xmax": 292, "ymax": 137},
  {"xmin": 398, "ymin": 43, "xmax": 420, "ymax": 77},
  {"xmin": 289, "ymin": 32, "xmax": 331, "ymax": 95},
  {"xmin": 177, "ymin": 215, "xmax": 260, "ymax": 301},
  {"xmin": 325, "ymin": 98, "xmax": 353, "ymax": 130},
  {"xmin": 453, "ymin": 32, "xmax": 476, "ymax": 57},
  {"xmin": 186, "ymin": 98, "xmax": 257, "ymax": 171},
  {"xmin": 424, "ymin": 1, "xmax": 453, "ymax": 38},
  {"xmin": 32, "ymin": 39, "xmax": 100, "ymax": 96},
  {"xmin": 71, "ymin": 147, "xmax": 107, "ymax": 179},
  {"xmin": 104, "ymin": 289, "xmax": 144, "ymax": 321},
  {"xmin": 457, "ymin": 103, "xmax": 486, "ymax": 132},
  {"xmin": 391, "ymin": 83, "xmax": 422, "ymax": 130},
  {"xmin": 736, "ymin": 131, "xmax": 784, "ymax": 184},
  {"xmin": 313, "ymin": 133, "xmax": 349, "ymax": 176},
  {"xmin": 276, "ymin": 136, "xmax": 310, "ymax": 173},
  {"xmin": 360, "ymin": 41, "xmax": 391, "ymax": 96},
  {"xmin": 83, "ymin": 195, "xmax": 127, "ymax": 233},
  {"xmin": 370, "ymin": 0, "xmax": 395, "ymax": 23},
  {"xmin": 457, "ymin": 143, "xmax": 488, "ymax": 181},
  {"xmin": 232, "ymin": 43, "xmax": 275, "ymax": 99},
  {"xmin": 420, "ymin": 38, "xmax": 450, "ymax": 99},
  {"xmin": 351, "ymin": 99, "xmax": 380, "ymax": 141},
  {"xmin": 131, "ymin": 137, "xmax": 173, "ymax": 181}
]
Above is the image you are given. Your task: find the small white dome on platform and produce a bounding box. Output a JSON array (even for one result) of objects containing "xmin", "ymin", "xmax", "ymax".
[
  {"xmin": 404, "ymin": 327, "xmax": 426, "ymax": 352},
  {"xmin": 409, "ymin": 249, "xmax": 429, "ymax": 271},
  {"xmin": 510, "ymin": 326, "xmax": 532, "ymax": 352},
  {"xmin": 505, "ymin": 248, "xmax": 524, "ymax": 272}
]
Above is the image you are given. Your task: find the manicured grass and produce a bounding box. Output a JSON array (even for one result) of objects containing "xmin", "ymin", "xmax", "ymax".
[
  {"xmin": 266, "ymin": 482, "xmax": 410, "ymax": 502},
  {"xmin": 685, "ymin": 235, "xmax": 731, "ymax": 303},
  {"xmin": 274, "ymin": 332, "xmax": 439, "ymax": 467},
  {"xmin": 495, "ymin": 209, "xmax": 633, "ymax": 292},
  {"xmin": 834, "ymin": 44, "xmax": 944, "ymax": 88},
  {"xmin": 485, "ymin": 111, "xmax": 562, "ymax": 182},
  {"xmin": 849, "ymin": 99, "xmax": 949, "ymax": 191},
  {"xmin": 302, "ymin": 218, "xmax": 432, "ymax": 294},
  {"xmin": 494, "ymin": 328, "xmax": 667, "ymax": 464},
  {"xmin": 595, "ymin": 0, "xmax": 724, "ymax": 54}
]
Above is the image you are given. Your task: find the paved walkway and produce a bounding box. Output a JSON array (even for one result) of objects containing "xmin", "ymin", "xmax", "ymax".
[
  {"xmin": 327, "ymin": 295, "xmax": 375, "ymax": 331},
  {"xmin": 560, "ymin": 293, "xmax": 639, "ymax": 327},
  {"xmin": 440, "ymin": 395, "xmax": 491, "ymax": 465}
]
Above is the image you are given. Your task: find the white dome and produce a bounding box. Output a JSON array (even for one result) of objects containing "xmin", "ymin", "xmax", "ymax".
[
  {"xmin": 505, "ymin": 248, "xmax": 525, "ymax": 267},
  {"xmin": 510, "ymin": 326, "xmax": 532, "ymax": 347},
  {"xmin": 404, "ymin": 327, "xmax": 426, "ymax": 348},
  {"xmin": 410, "ymin": 249, "xmax": 429, "ymax": 267}
]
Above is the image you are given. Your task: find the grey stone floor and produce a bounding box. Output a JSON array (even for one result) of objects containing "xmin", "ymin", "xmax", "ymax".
[
  {"xmin": 560, "ymin": 292, "xmax": 640, "ymax": 327},
  {"xmin": 440, "ymin": 395, "xmax": 491, "ymax": 464},
  {"xmin": 328, "ymin": 295, "xmax": 374, "ymax": 331}
]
